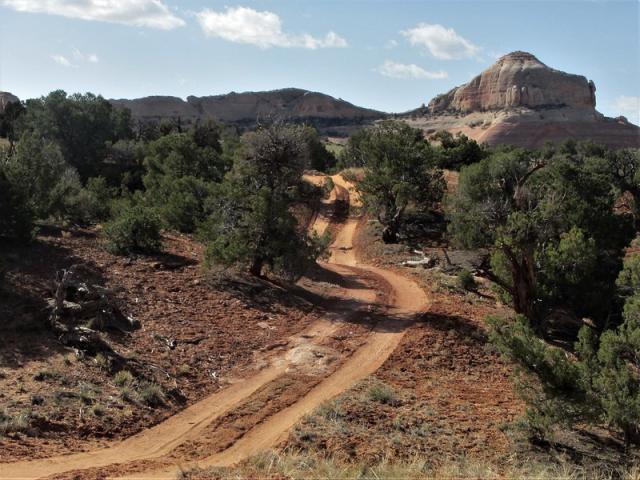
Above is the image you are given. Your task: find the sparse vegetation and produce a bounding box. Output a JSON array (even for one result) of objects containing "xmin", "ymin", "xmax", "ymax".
[
  {"xmin": 367, "ymin": 382, "xmax": 400, "ymax": 406},
  {"xmin": 114, "ymin": 370, "xmax": 134, "ymax": 387},
  {"xmin": 0, "ymin": 410, "xmax": 32, "ymax": 437},
  {"xmin": 139, "ymin": 382, "xmax": 164, "ymax": 407},
  {"xmin": 456, "ymin": 269, "xmax": 477, "ymax": 291},
  {"xmin": 182, "ymin": 450, "xmax": 640, "ymax": 480},
  {"xmin": 1, "ymin": 77, "xmax": 639, "ymax": 477}
]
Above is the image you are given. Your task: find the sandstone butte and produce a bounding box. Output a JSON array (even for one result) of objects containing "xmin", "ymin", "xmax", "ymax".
[{"xmin": 406, "ymin": 51, "xmax": 639, "ymax": 149}]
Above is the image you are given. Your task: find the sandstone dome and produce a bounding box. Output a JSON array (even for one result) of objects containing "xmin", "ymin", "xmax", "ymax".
[
  {"xmin": 410, "ymin": 51, "xmax": 639, "ymax": 149},
  {"xmin": 428, "ymin": 51, "xmax": 596, "ymax": 113}
]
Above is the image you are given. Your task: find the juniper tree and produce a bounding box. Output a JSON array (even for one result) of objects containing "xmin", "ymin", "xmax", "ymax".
[
  {"xmin": 142, "ymin": 128, "xmax": 229, "ymax": 233},
  {"xmin": 355, "ymin": 121, "xmax": 445, "ymax": 243},
  {"xmin": 449, "ymin": 146, "xmax": 633, "ymax": 328},
  {"xmin": 202, "ymin": 123, "xmax": 325, "ymax": 278},
  {"xmin": 489, "ymin": 254, "xmax": 640, "ymax": 448}
]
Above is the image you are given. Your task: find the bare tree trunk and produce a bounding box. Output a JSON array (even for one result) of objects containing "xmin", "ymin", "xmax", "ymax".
[
  {"xmin": 250, "ymin": 256, "xmax": 264, "ymax": 277},
  {"xmin": 381, "ymin": 205, "xmax": 406, "ymax": 244},
  {"xmin": 509, "ymin": 249, "xmax": 539, "ymax": 327}
]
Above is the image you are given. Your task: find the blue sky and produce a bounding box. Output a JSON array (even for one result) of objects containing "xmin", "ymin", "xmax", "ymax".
[{"xmin": 0, "ymin": 0, "xmax": 638, "ymax": 122}]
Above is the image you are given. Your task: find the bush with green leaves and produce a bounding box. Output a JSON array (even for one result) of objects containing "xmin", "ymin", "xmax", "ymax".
[
  {"xmin": 201, "ymin": 123, "xmax": 325, "ymax": 278},
  {"xmin": 432, "ymin": 130, "xmax": 488, "ymax": 170},
  {"xmin": 354, "ymin": 121, "xmax": 445, "ymax": 243},
  {"xmin": 18, "ymin": 90, "xmax": 133, "ymax": 181},
  {"xmin": 301, "ymin": 125, "xmax": 336, "ymax": 172},
  {"xmin": 449, "ymin": 144, "xmax": 634, "ymax": 328},
  {"xmin": 142, "ymin": 130, "xmax": 229, "ymax": 232},
  {"xmin": 114, "ymin": 370, "xmax": 134, "ymax": 388},
  {"xmin": 3, "ymin": 132, "xmax": 83, "ymax": 222},
  {"xmin": 0, "ymin": 168, "xmax": 34, "ymax": 241},
  {"xmin": 139, "ymin": 382, "xmax": 164, "ymax": 407},
  {"xmin": 489, "ymin": 254, "xmax": 640, "ymax": 448},
  {"xmin": 103, "ymin": 202, "xmax": 162, "ymax": 255},
  {"xmin": 456, "ymin": 269, "xmax": 477, "ymax": 291}
]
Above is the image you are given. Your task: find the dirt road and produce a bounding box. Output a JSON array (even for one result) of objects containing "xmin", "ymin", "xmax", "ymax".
[{"xmin": 0, "ymin": 174, "xmax": 428, "ymax": 480}]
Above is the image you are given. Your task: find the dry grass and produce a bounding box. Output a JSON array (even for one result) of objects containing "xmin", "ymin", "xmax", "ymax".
[{"xmin": 183, "ymin": 450, "xmax": 640, "ymax": 479}]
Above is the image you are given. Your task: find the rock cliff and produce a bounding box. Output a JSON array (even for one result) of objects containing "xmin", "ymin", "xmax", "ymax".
[
  {"xmin": 111, "ymin": 88, "xmax": 385, "ymax": 134},
  {"xmin": 409, "ymin": 51, "xmax": 639, "ymax": 149}
]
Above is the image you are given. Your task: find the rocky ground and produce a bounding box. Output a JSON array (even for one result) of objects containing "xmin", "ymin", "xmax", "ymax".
[{"xmin": 0, "ymin": 228, "xmax": 322, "ymax": 461}]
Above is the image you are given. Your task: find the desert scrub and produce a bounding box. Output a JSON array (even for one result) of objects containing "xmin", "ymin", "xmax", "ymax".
[
  {"xmin": 182, "ymin": 450, "xmax": 640, "ymax": 480},
  {"xmin": 78, "ymin": 382, "xmax": 100, "ymax": 405},
  {"xmin": 367, "ymin": 381, "xmax": 400, "ymax": 406},
  {"xmin": 33, "ymin": 369, "xmax": 61, "ymax": 382},
  {"xmin": 94, "ymin": 353, "xmax": 112, "ymax": 371},
  {"xmin": 114, "ymin": 370, "xmax": 134, "ymax": 387},
  {"xmin": 323, "ymin": 176, "xmax": 335, "ymax": 195},
  {"xmin": 103, "ymin": 204, "xmax": 162, "ymax": 255},
  {"xmin": 316, "ymin": 400, "xmax": 346, "ymax": 421},
  {"xmin": 0, "ymin": 410, "xmax": 33, "ymax": 436},
  {"xmin": 456, "ymin": 269, "xmax": 477, "ymax": 291},
  {"xmin": 139, "ymin": 382, "xmax": 165, "ymax": 407}
]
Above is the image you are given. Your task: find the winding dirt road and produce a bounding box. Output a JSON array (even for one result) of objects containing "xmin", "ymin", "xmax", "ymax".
[{"xmin": 0, "ymin": 174, "xmax": 429, "ymax": 480}]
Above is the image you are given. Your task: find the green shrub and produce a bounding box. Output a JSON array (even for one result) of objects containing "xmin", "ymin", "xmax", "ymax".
[
  {"xmin": 78, "ymin": 382, "xmax": 99, "ymax": 405},
  {"xmin": 67, "ymin": 176, "xmax": 116, "ymax": 225},
  {"xmin": 139, "ymin": 382, "xmax": 164, "ymax": 407},
  {"xmin": 323, "ymin": 176, "xmax": 335, "ymax": 196},
  {"xmin": 114, "ymin": 370, "xmax": 134, "ymax": 388},
  {"xmin": 0, "ymin": 169, "xmax": 34, "ymax": 241},
  {"xmin": 119, "ymin": 384, "xmax": 136, "ymax": 403},
  {"xmin": 4, "ymin": 132, "xmax": 83, "ymax": 221},
  {"xmin": 457, "ymin": 269, "xmax": 477, "ymax": 291},
  {"xmin": 103, "ymin": 205, "xmax": 161, "ymax": 255},
  {"xmin": 0, "ymin": 410, "xmax": 32, "ymax": 436},
  {"xmin": 367, "ymin": 382, "xmax": 399, "ymax": 406}
]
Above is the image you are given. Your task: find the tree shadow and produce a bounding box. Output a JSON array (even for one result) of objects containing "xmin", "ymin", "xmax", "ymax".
[
  {"xmin": 0, "ymin": 237, "xmax": 109, "ymax": 362},
  {"xmin": 418, "ymin": 311, "xmax": 489, "ymax": 345}
]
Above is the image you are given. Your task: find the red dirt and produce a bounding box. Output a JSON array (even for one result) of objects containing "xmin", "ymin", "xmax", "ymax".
[{"xmin": 0, "ymin": 228, "xmax": 321, "ymax": 461}]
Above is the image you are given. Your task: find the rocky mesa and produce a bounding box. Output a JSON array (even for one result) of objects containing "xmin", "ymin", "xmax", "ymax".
[
  {"xmin": 407, "ymin": 51, "xmax": 639, "ymax": 149},
  {"xmin": 111, "ymin": 88, "xmax": 386, "ymax": 135}
]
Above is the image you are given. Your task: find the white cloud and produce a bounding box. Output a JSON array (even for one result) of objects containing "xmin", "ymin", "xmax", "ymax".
[
  {"xmin": 401, "ymin": 23, "xmax": 480, "ymax": 60},
  {"xmin": 51, "ymin": 54, "xmax": 73, "ymax": 67},
  {"xmin": 72, "ymin": 48, "xmax": 99, "ymax": 63},
  {"xmin": 52, "ymin": 49, "xmax": 99, "ymax": 67},
  {"xmin": 196, "ymin": 6, "xmax": 347, "ymax": 49},
  {"xmin": 613, "ymin": 95, "xmax": 640, "ymax": 124},
  {"xmin": 376, "ymin": 60, "xmax": 447, "ymax": 80},
  {"xmin": 1, "ymin": 0, "xmax": 185, "ymax": 29}
]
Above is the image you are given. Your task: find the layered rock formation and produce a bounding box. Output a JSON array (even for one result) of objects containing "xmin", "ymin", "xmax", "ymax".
[
  {"xmin": 111, "ymin": 88, "xmax": 385, "ymax": 134},
  {"xmin": 410, "ymin": 51, "xmax": 639, "ymax": 149}
]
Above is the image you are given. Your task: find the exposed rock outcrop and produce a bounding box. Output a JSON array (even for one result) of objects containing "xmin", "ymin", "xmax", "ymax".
[
  {"xmin": 429, "ymin": 52, "xmax": 596, "ymax": 113},
  {"xmin": 411, "ymin": 51, "xmax": 639, "ymax": 149},
  {"xmin": 0, "ymin": 91, "xmax": 19, "ymax": 114},
  {"xmin": 111, "ymin": 88, "xmax": 385, "ymax": 134}
]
